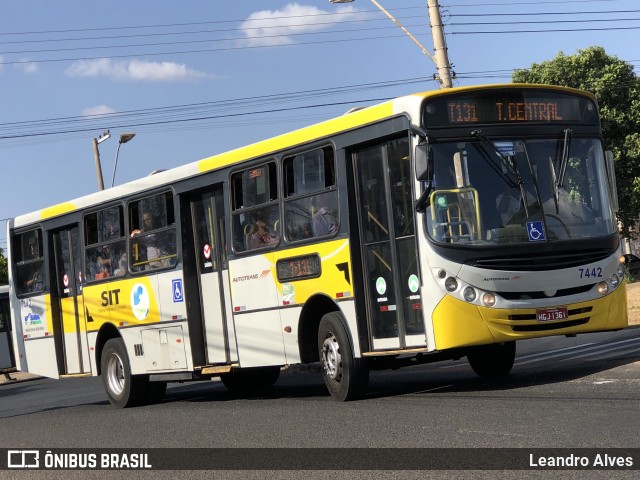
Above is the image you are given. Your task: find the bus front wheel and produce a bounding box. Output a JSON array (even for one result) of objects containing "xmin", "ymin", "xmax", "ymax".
[
  {"xmin": 318, "ymin": 312, "xmax": 368, "ymax": 401},
  {"xmin": 101, "ymin": 338, "xmax": 148, "ymax": 408},
  {"xmin": 467, "ymin": 341, "xmax": 516, "ymax": 379}
]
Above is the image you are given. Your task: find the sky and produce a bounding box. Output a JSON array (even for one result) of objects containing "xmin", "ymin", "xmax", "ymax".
[{"xmin": 1, "ymin": 0, "xmax": 639, "ymax": 251}]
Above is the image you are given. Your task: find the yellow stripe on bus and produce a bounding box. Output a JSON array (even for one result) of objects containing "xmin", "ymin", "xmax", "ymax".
[
  {"xmin": 197, "ymin": 102, "xmax": 394, "ymax": 173},
  {"xmin": 41, "ymin": 202, "xmax": 77, "ymax": 220}
]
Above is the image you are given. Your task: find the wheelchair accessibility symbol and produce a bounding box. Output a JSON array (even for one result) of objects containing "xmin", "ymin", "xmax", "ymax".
[{"xmin": 526, "ymin": 221, "xmax": 546, "ymax": 242}]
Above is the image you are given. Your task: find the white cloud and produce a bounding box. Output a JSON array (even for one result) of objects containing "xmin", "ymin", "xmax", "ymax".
[
  {"xmin": 0, "ymin": 55, "xmax": 4, "ymax": 73},
  {"xmin": 81, "ymin": 105, "xmax": 116, "ymax": 117},
  {"xmin": 66, "ymin": 58, "xmax": 211, "ymax": 82},
  {"xmin": 239, "ymin": 2, "xmax": 366, "ymax": 47},
  {"xmin": 16, "ymin": 59, "xmax": 38, "ymax": 74}
]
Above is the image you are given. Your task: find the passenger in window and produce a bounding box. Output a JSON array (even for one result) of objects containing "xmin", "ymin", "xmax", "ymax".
[
  {"xmin": 95, "ymin": 245, "xmax": 113, "ymax": 279},
  {"xmin": 114, "ymin": 253, "xmax": 127, "ymax": 276},
  {"xmin": 23, "ymin": 267, "xmax": 44, "ymax": 292},
  {"xmin": 248, "ymin": 213, "xmax": 279, "ymax": 250},
  {"xmin": 130, "ymin": 211, "xmax": 157, "ymax": 237},
  {"xmin": 23, "ymin": 242, "xmax": 45, "ymax": 292},
  {"xmin": 311, "ymin": 197, "xmax": 338, "ymax": 236},
  {"xmin": 131, "ymin": 211, "xmax": 172, "ymax": 269}
]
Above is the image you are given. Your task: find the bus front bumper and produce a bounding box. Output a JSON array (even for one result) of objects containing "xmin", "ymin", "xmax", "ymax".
[{"xmin": 432, "ymin": 285, "xmax": 628, "ymax": 351}]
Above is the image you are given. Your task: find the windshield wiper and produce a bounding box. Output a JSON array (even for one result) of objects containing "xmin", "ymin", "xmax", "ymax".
[
  {"xmin": 556, "ymin": 128, "xmax": 573, "ymax": 189},
  {"xmin": 471, "ymin": 129, "xmax": 530, "ymax": 217}
]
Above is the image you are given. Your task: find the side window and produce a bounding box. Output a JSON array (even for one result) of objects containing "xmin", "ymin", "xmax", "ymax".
[
  {"xmin": 13, "ymin": 229, "xmax": 46, "ymax": 296},
  {"xmin": 84, "ymin": 206, "xmax": 127, "ymax": 282},
  {"xmin": 231, "ymin": 162, "xmax": 280, "ymax": 252},
  {"xmin": 128, "ymin": 192, "xmax": 177, "ymax": 272},
  {"xmin": 283, "ymin": 146, "xmax": 338, "ymax": 241}
]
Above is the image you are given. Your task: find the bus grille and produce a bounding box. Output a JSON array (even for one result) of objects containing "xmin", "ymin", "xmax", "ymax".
[
  {"xmin": 511, "ymin": 319, "xmax": 589, "ymax": 332},
  {"xmin": 471, "ymin": 249, "xmax": 611, "ymax": 271},
  {"xmin": 499, "ymin": 284, "xmax": 593, "ymax": 300}
]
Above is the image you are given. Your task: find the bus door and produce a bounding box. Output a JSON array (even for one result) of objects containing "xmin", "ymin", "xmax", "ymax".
[
  {"xmin": 352, "ymin": 136, "xmax": 426, "ymax": 350},
  {"xmin": 0, "ymin": 292, "xmax": 15, "ymax": 370},
  {"xmin": 182, "ymin": 186, "xmax": 237, "ymax": 367},
  {"xmin": 50, "ymin": 226, "xmax": 89, "ymax": 375}
]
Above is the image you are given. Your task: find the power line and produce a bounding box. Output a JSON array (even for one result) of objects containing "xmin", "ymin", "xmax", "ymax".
[
  {"xmin": 450, "ymin": 25, "xmax": 640, "ymax": 34},
  {"xmin": 450, "ymin": 8, "xmax": 640, "ymax": 16}
]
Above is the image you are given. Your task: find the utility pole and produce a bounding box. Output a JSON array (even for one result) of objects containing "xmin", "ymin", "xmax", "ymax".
[
  {"xmin": 427, "ymin": 0, "xmax": 453, "ymax": 88},
  {"xmin": 93, "ymin": 130, "xmax": 111, "ymax": 191},
  {"xmin": 330, "ymin": 0, "xmax": 453, "ymax": 88},
  {"xmin": 93, "ymin": 138, "xmax": 105, "ymax": 191}
]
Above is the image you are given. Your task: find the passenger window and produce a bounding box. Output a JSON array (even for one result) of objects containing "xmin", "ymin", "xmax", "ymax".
[
  {"xmin": 128, "ymin": 192, "xmax": 177, "ymax": 272},
  {"xmin": 231, "ymin": 162, "xmax": 280, "ymax": 252},
  {"xmin": 13, "ymin": 229, "xmax": 46, "ymax": 296},
  {"xmin": 283, "ymin": 146, "xmax": 338, "ymax": 241},
  {"xmin": 84, "ymin": 207, "xmax": 127, "ymax": 282}
]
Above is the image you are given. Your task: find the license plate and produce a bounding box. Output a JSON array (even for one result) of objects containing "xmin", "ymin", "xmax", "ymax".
[{"xmin": 536, "ymin": 306, "xmax": 568, "ymax": 322}]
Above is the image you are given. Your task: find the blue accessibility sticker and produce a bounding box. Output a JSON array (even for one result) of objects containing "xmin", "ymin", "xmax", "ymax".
[
  {"xmin": 172, "ymin": 279, "xmax": 184, "ymax": 302},
  {"xmin": 526, "ymin": 221, "xmax": 546, "ymax": 242}
]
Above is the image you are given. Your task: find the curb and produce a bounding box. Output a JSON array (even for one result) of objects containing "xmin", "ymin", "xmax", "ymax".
[{"xmin": 0, "ymin": 372, "xmax": 40, "ymax": 385}]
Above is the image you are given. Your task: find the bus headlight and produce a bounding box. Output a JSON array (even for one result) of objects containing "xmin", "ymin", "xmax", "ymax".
[
  {"xmin": 597, "ymin": 281, "xmax": 609, "ymax": 295},
  {"xmin": 463, "ymin": 286, "xmax": 477, "ymax": 302},
  {"xmin": 617, "ymin": 263, "xmax": 626, "ymax": 277},
  {"xmin": 482, "ymin": 292, "xmax": 496, "ymax": 307},
  {"xmin": 610, "ymin": 274, "xmax": 620, "ymax": 289},
  {"xmin": 445, "ymin": 277, "xmax": 458, "ymax": 292}
]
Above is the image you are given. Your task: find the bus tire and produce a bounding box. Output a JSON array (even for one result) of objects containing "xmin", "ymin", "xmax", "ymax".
[
  {"xmin": 467, "ymin": 341, "xmax": 516, "ymax": 379},
  {"xmin": 220, "ymin": 366, "xmax": 281, "ymax": 396},
  {"xmin": 101, "ymin": 338, "xmax": 147, "ymax": 408},
  {"xmin": 318, "ymin": 312, "xmax": 368, "ymax": 401}
]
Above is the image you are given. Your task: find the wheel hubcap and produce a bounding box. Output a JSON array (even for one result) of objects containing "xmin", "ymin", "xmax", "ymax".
[
  {"xmin": 106, "ymin": 352, "xmax": 125, "ymax": 396},
  {"xmin": 321, "ymin": 333, "xmax": 342, "ymax": 382}
]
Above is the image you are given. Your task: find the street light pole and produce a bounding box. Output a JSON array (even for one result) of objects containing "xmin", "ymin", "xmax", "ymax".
[
  {"xmin": 329, "ymin": 0, "xmax": 453, "ymax": 88},
  {"xmin": 111, "ymin": 132, "xmax": 136, "ymax": 188},
  {"xmin": 92, "ymin": 130, "xmax": 111, "ymax": 191}
]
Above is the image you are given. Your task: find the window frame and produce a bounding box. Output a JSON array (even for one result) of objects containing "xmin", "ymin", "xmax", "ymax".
[
  {"xmin": 230, "ymin": 160, "xmax": 281, "ymax": 254},
  {"xmin": 127, "ymin": 190, "xmax": 178, "ymax": 273},
  {"xmin": 83, "ymin": 205, "xmax": 127, "ymax": 283},
  {"xmin": 282, "ymin": 145, "xmax": 339, "ymax": 243},
  {"xmin": 13, "ymin": 228, "xmax": 46, "ymax": 297}
]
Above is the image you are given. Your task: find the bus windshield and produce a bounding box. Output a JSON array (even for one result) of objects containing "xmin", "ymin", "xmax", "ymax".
[{"xmin": 425, "ymin": 136, "xmax": 616, "ymax": 245}]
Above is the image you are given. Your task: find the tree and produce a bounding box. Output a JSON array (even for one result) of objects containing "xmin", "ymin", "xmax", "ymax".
[
  {"xmin": 0, "ymin": 247, "xmax": 7, "ymax": 285},
  {"xmin": 512, "ymin": 46, "xmax": 640, "ymax": 236}
]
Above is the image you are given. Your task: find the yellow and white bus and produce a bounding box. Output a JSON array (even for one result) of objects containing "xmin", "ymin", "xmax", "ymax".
[{"xmin": 7, "ymin": 84, "xmax": 628, "ymax": 407}]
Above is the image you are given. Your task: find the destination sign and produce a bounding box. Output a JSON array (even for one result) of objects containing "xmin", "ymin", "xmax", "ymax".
[{"xmin": 424, "ymin": 89, "xmax": 598, "ymax": 127}]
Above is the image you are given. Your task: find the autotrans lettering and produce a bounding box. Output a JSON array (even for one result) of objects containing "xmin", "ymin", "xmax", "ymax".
[{"xmin": 232, "ymin": 270, "xmax": 271, "ymax": 283}]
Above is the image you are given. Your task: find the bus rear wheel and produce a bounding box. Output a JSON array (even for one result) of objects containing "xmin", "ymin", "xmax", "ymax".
[
  {"xmin": 467, "ymin": 342, "xmax": 516, "ymax": 379},
  {"xmin": 318, "ymin": 312, "xmax": 368, "ymax": 401},
  {"xmin": 101, "ymin": 338, "xmax": 148, "ymax": 408}
]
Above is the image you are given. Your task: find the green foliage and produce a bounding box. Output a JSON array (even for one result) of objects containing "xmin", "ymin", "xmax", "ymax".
[
  {"xmin": 0, "ymin": 248, "xmax": 7, "ymax": 285},
  {"xmin": 512, "ymin": 46, "xmax": 640, "ymax": 236}
]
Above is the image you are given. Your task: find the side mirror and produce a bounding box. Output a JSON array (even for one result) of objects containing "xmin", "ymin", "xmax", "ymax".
[
  {"xmin": 415, "ymin": 143, "xmax": 432, "ymax": 181},
  {"xmin": 414, "ymin": 143, "xmax": 434, "ymax": 212},
  {"xmin": 605, "ymin": 150, "xmax": 619, "ymax": 213}
]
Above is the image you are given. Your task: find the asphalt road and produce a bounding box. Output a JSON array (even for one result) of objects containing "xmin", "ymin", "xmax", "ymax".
[{"xmin": 1, "ymin": 327, "xmax": 639, "ymax": 480}]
